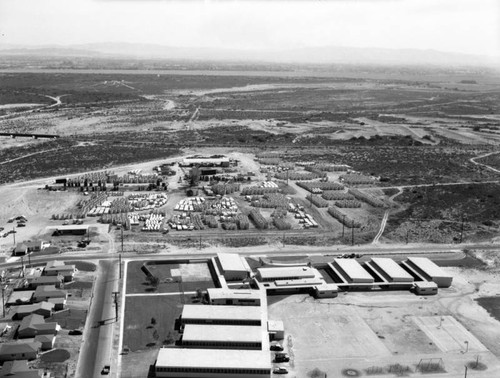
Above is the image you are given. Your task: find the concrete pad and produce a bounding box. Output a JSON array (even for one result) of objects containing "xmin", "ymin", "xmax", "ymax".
[{"xmin": 413, "ymin": 316, "xmax": 488, "ymax": 353}]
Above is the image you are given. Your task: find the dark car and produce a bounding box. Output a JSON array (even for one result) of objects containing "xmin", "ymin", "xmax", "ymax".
[
  {"xmin": 270, "ymin": 343, "xmax": 284, "ymax": 351},
  {"xmin": 274, "ymin": 353, "xmax": 290, "ymax": 363},
  {"xmin": 69, "ymin": 329, "xmax": 83, "ymax": 335},
  {"xmin": 17, "ymin": 223, "xmax": 26, "ymax": 227},
  {"xmin": 101, "ymin": 365, "xmax": 110, "ymax": 375},
  {"xmin": 273, "ymin": 367, "xmax": 288, "ymax": 375}
]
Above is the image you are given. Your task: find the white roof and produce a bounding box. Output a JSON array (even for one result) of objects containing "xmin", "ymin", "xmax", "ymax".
[
  {"xmin": 207, "ymin": 288, "xmax": 261, "ymax": 300},
  {"xmin": 182, "ymin": 304, "xmax": 262, "ymax": 321},
  {"xmin": 267, "ymin": 320, "xmax": 284, "ymax": 332},
  {"xmin": 407, "ymin": 257, "xmax": 451, "ymax": 278},
  {"xmin": 371, "ymin": 258, "xmax": 413, "ymax": 282},
  {"xmin": 333, "ymin": 259, "xmax": 374, "ymax": 282},
  {"xmin": 182, "ymin": 324, "xmax": 262, "ymax": 343},
  {"xmin": 217, "ymin": 253, "xmax": 249, "ymax": 273},
  {"xmin": 414, "ymin": 281, "xmax": 438, "ymax": 288},
  {"xmin": 257, "ymin": 266, "xmax": 317, "ymax": 280},
  {"xmin": 156, "ymin": 348, "xmax": 270, "ymax": 369}
]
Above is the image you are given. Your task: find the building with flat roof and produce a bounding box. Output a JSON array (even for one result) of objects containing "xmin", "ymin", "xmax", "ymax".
[
  {"xmin": 330, "ymin": 259, "xmax": 374, "ymax": 284},
  {"xmin": 182, "ymin": 325, "xmax": 262, "ymax": 350},
  {"xmin": 181, "ymin": 305, "xmax": 262, "ymax": 326},
  {"xmin": 216, "ymin": 253, "xmax": 251, "ymax": 281},
  {"xmin": 413, "ymin": 281, "xmax": 438, "ymax": 295},
  {"xmin": 404, "ymin": 257, "xmax": 452, "ymax": 288},
  {"xmin": 368, "ymin": 258, "xmax": 414, "ymax": 283},
  {"xmin": 207, "ymin": 289, "xmax": 261, "ymax": 306},
  {"xmin": 255, "ymin": 266, "xmax": 317, "ymax": 282},
  {"xmin": 181, "ymin": 156, "xmax": 231, "ymax": 167},
  {"xmin": 43, "ymin": 261, "xmax": 75, "ymax": 282},
  {"xmin": 155, "ymin": 348, "xmax": 271, "ymax": 378}
]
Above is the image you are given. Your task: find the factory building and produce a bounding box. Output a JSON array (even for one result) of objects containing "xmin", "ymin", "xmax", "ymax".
[
  {"xmin": 181, "ymin": 324, "xmax": 262, "ymax": 350},
  {"xmin": 216, "ymin": 253, "xmax": 251, "ymax": 281},
  {"xmin": 155, "ymin": 348, "xmax": 271, "ymax": 378},
  {"xmin": 329, "ymin": 259, "xmax": 374, "ymax": 284},
  {"xmin": 403, "ymin": 257, "xmax": 453, "ymax": 288},
  {"xmin": 207, "ymin": 288, "xmax": 261, "ymax": 306},
  {"xmin": 181, "ymin": 156, "xmax": 231, "ymax": 167},
  {"xmin": 180, "ymin": 305, "xmax": 262, "ymax": 326},
  {"xmin": 413, "ymin": 281, "xmax": 439, "ymax": 295}
]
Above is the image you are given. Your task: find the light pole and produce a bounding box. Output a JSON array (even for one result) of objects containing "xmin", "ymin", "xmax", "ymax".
[
  {"xmin": 464, "ymin": 341, "xmax": 469, "ymax": 353},
  {"xmin": 1, "ymin": 286, "xmax": 6, "ymax": 318},
  {"xmin": 119, "ymin": 226, "xmax": 123, "ymax": 280}
]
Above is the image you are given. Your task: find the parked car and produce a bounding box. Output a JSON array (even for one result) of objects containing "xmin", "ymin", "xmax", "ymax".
[
  {"xmin": 101, "ymin": 365, "xmax": 110, "ymax": 375},
  {"xmin": 274, "ymin": 353, "xmax": 290, "ymax": 363},
  {"xmin": 69, "ymin": 329, "xmax": 83, "ymax": 335},
  {"xmin": 273, "ymin": 367, "xmax": 288, "ymax": 375},
  {"xmin": 270, "ymin": 343, "xmax": 284, "ymax": 351},
  {"xmin": 17, "ymin": 223, "xmax": 26, "ymax": 227}
]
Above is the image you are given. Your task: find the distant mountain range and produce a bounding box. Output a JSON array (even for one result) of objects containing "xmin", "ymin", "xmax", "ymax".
[{"xmin": 0, "ymin": 42, "xmax": 498, "ymax": 67}]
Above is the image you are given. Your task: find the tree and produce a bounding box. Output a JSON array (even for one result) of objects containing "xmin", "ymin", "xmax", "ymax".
[
  {"xmin": 146, "ymin": 275, "xmax": 160, "ymax": 289},
  {"xmin": 188, "ymin": 166, "xmax": 200, "ymax": 187}
]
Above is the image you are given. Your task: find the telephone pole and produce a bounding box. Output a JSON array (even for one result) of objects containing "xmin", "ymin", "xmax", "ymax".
[
  {"xmin": 119, "ymin": 226, "xmax": 123, "ymax": 279},
  {"xmin": 351, "ymin": 226, "xmax": 354, "ymax": 246},
  {"xmin": 342, "ymin": 215, "xmax": 346, "ymax": 238},
  {"xmin": 112, "ymin": 291, "xmax": 119, "ymax": 322}
]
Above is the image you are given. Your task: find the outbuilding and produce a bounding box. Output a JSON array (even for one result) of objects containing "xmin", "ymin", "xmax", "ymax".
[{"xmin": 413, "ymin": 281, "xmax": 438, "ymax": 295}]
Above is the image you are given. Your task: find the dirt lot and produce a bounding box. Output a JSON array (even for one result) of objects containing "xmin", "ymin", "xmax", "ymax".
[{"xmin": 268, "ymin": 263, "xmax": 500, "ymax": 378}]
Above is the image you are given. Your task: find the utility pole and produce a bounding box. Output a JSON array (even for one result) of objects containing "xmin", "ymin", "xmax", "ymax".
[
  {"xmin": 199, "ymin": 234, "xmax": 202, "ymax": 250},
  {"xmin": 1, "ymin": 286, "xmax": 5, "ymax": 318},
  {"xmin": 459, "ymin": 215, "xmax": 465, "ymax": 244},
  {"xmin": 112, "ymin": 291, "xmax": 119, "ymax": 322},
  {"xmin": 20, "ymin": 256, "xmax": 25, "ymax": 277},
  {"xmin": 286, "ymin": 170, "xmax": 289, "ymax": 186},
  {"xmin": 406, "ymin": 229, "xmax": 410, "ymax": 244},
  {"xmin": 28, "ymin": 252, "xmax": 31, "ymax": 267},
  {"xmin": 351, "ymin": 226, "xmax": 354, "ymax": 246},
  {"xmin": 464, "ymin": 365, "xmax": 468, "ymax": 378},
  {"xmin": 342, "ymin": 215, "xmax": 346, "ymax": 238},
  {"xmin": 12, "ymin": 226, "xmax": 16, "ymax": 246}
]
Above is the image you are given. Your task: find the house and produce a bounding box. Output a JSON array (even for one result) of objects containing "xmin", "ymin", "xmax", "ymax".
[
  {"xmin": 28, "ymin": 275, "xmax": 64, "ymax": 289},
  {"xmin": 6, "ymin": 291, "xmax": 34, "ymax": 307},
  {"xmin": 12, "ymin": 242, "xmax": 46, "ymax": 257},
  {"xmin": 33, "ymin": 286, "xmax": 67, "ymax": 303},
  {"xmin": 0, "ymin": 342, "xmax": 40, "ymax": 362},
  {"xmin": 0, "ymin": 359, "xmax": 44, "ymax": 377},
  {"xmin": 18, "ymin": 314, "xmax": 60, "ymax": 338},
  {"xmin": 34, "ymin": 335, "xmax": 55, "ymax": 351},
  {"xmin": 11, "ymin": 302, "xmax": 54, "ymax": 320},
  {"xmin": 43, "ymin": 261, "xmax": 75, "ymax": 282}
]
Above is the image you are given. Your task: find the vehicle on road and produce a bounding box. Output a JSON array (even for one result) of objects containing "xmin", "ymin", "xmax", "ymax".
[
  {"xmin": 274, "ymin": 353, "xmax": 290, "ymax": 362},
  {"xmin": 101, "ymin": 365, "xmax": 110, "ymax": 375},
  {"xmin": 273, "ymin": 367, "xmax": 288, "ymax": 374},
  {"xmin": 69, "ymin": 329, "xmax": 83, "ymax": 335},
  {"xmin": 17, "ymin": 223, "xmax": 26, "ymax": 227}
]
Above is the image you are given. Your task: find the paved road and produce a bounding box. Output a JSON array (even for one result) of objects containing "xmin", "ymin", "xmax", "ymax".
[{"xmin": 76, "ymin": 260, "xmax": 119, "ymax": 378}]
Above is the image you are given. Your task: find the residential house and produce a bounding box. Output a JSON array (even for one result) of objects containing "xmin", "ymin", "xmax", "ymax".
[
  {"xmin": 28, "ymin": 276, "xmax": 63, "ymax": 289},
  {"xmin": 43, "ymin": 261, "xmax": 75, "ymax": 282},
  {"xmin": 0, "ymin": 359, "xmax": 44, "ymax": 377},
  {"xmin": 11, "ymin": 302, "xmax": 54, "ymax": 320},
  {"xmin": 33, "ymin": 286, "xmax": 67, "ymax": 303},
  {"xmin": 18, "ymin": 314, "xmax": 60, "ymax": 338},
  {"xmin": 0, "ymin": 342, "xmax": 40, "ymax": 362},
  {"xmin": 47, "ymin": 298, "xmax": 66, "ymax": 311}
]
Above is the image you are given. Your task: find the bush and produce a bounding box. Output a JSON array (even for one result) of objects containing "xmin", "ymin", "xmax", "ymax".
[
  {"xmin": 249, "ymin": 209, "xmax": 269, "ymax": 229},
  {"xmin": 327, "ymin": 207, "xmax": 361, "ymax": 228}
]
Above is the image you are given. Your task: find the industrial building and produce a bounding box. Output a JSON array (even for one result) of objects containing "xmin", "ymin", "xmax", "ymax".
[
  {"xmin": 329, "ymin": 259, "xmax": 375, "ymax": 285},
  {"xmin": 365, "ymin": 257, "xmax": 414, "ymax": 288},
  {"xmin": 207, "ymin": 288, "xmax": 261, "ymax": 306},
  {"xmin": 180, "ymin": 305, "xmax": 262, "ymax": 326},
  {"xmin": 403, "ymin": 257, "xmax": 453, "ymax": 288},
  {"xmin": 413, "ymin": 281, "xmax": 439, "ymax": 295},
  {"xmin": 216, "ymin": 253, "xmax": 251, "ymax": 281},
  {"xmin": 155, "ymin": 348, "xmax": 271, "ymax": 378},
  {"xmin": 255, "ymin": 266, "xmax": 317, "ymax": 282},
  {"xmin": 181, "ymin": 324, "xmax": 262, "ymax": 349}
]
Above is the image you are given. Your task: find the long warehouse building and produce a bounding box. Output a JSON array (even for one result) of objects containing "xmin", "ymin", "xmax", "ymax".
[
  {"xmin": 330, "ymin": 259, "xmax": 374, "ymax": 284},
  {"xmin": 180, "ymin": 304, "xmax": 262, "ymax": 326},
  {"xmin": 368, "ymin": 257, "xmax": 414, "ymax": 283},
  {"xmin": 403, "ymin": 257, "xmax": 453, "ymax": 288},
  {"xmin": 181, "ymin": 324, "xmax": 262, "ymax": 350},
  {"xmin": 155, "ymin": 348, "xmax": 271, "ymax": 378}
]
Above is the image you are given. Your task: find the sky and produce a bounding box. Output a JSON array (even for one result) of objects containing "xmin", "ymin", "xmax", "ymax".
[{"xmin": 0, "ymin": 0, "xmax": 499, "ymax": 57}]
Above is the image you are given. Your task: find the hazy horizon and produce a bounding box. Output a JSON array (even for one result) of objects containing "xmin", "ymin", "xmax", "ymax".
[{"xmin": 0, "ymin": 0, "xmax": 499, "ymax": 64}]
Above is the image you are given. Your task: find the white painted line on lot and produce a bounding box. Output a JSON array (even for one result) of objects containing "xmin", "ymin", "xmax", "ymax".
[{"xmin": 126, "ymin": 291, "xmax": 196, "ymax": 297}]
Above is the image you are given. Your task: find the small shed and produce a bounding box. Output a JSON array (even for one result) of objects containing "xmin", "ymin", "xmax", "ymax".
[{"xmin": 267, "ymin": 320, "xmax": 285, "ymax": 340}]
